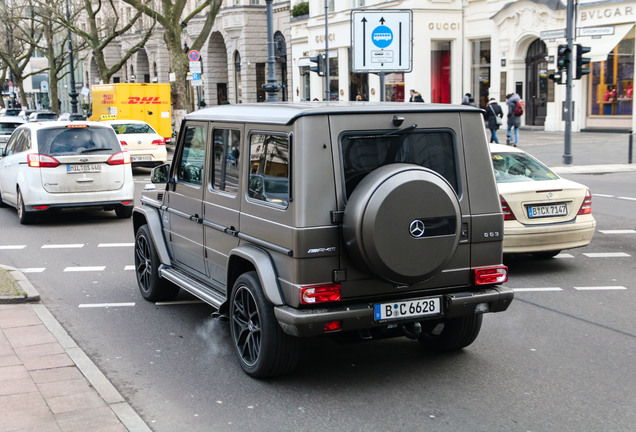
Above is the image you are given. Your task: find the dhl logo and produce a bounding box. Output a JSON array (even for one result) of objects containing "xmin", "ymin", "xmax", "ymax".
[{"xmin": 124, "ymin": 97, "xmax": 166, "ymax": 104}]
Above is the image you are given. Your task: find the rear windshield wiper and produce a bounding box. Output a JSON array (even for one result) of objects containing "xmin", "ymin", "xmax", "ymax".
[
  {"xmin": 80, "ymin": 147, "xmax": 112, "ymax": 154},
  {"xmin": 347, "ymin": 124, "xmax": 418, "ymax": 140}
]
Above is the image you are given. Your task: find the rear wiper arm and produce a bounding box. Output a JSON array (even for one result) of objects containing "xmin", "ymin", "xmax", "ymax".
[
  {"xmin": 380, "ymin": 124, "xmax": 417, "ymax": 137},
  {"xmin": 81, "ymin": 147, "xmax": 112, "ymax": 154}
]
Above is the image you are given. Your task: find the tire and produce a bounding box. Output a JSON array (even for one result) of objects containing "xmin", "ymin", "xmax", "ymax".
[
  {"xmin": 230, "ymin": 271, "xmax": 300, "ymax": 378},
  {"xmin": 16, "ymin": 189, "xmax": 34, "ymax": 225},
  {"xmin": 115, "ymin": 206, "xmax": 134, "ymax": 218},
  {"xmin": 533, "ymin": 250, "xmax": 561, "ymax": 259},
  {"xmin": 343, "ymin": 164, "xmax": 461, "ymax": 284},
  {"xmin": 134, "ymin": 225, "xmax": 180, "ymax": 301},
  {"xmin": 418, "ymin": 314, "xmax": 483, "ymax": 352},
  {"xmin": 0, "ymin": 187, "xmax": 6, "ymax": 208}
]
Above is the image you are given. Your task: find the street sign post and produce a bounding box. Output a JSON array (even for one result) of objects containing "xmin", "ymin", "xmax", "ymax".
[
  {"xmin": 351, "ymin": 9, "xmax": 412, "ymax": 73},
  {"xmin": 188, "ymin": 50, "xmax": 200, "ymax": 62}
]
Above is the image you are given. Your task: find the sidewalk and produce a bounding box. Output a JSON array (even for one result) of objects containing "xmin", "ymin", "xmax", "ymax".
[{"xmin": 0, "ymin": 265, "xmax": 151, "ymax": 432}]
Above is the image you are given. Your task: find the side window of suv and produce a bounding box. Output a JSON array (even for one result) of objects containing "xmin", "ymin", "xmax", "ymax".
[
  {"xmin": 212, "ymin": 129, "xmax": 240, "ymax": 195},
  {"xmin": 177, "ymin": 125, "xmax": 207, "ymax": 185},
  {"xmin": 248, "ymin": 133, "xmax": 290, "ymax": 208}
]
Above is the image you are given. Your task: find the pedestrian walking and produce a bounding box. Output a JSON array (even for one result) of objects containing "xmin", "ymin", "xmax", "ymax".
[
  {"xmin": 485, "ymin": 98, "xmax": 504, "ymax": 143},
  {"xmin": 506, "ymin": 93, "xmax": 523, "ymax": 146},
  {"xmin": 409, "ymin": 89, "xmax": 424, "ymax": 102},
  {"xmin": 462, "ymin": 93, "xmax": 476, "ymax": 107}
]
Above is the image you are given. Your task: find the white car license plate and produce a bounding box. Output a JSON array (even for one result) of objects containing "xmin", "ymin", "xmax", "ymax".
[
  {"xmin": 67, "ymin": 164, "xmax": 102, "ymax": 173},
  {"xmin": 132, "ymin": 155, "xmax": 152, "ymax": 162},
  {"xmin": 374, "ymin": 296, "xmax": 442, "ymax": 321},
  {"xmin": 527, "ymin": 203, "xmax": 567, "ymax": 218}
]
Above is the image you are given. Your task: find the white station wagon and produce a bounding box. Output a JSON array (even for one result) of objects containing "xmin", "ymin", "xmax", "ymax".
[{"xmin": 0, "ymin": 121, "xmax": 134, "ymax": 224}]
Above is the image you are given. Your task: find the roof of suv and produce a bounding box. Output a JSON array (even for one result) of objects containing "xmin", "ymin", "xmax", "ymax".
[{"xmin": 185, "ymin": 102, "xmax": 483, "ymax": 125}]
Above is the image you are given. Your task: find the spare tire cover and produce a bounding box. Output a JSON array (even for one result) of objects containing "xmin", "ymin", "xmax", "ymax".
[{"xmin": 343, "ymin": 164, "xmax": 461, "ymax": 284}]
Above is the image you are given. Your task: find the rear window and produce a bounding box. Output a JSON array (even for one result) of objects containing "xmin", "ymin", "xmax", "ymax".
[
  {"xmin": 491, "ymin": 152, "xmax": 559, "ymax": 183},
  {"xmin": 340, "ymin": 129, "xmax": 458, "ymax": 199},
  {"xmin": 0, "ymin": 122, "xmax": 22, "ymax": 134},
  {"xmin": 35, "ymin": 113, "xmax": 58, "ymax": 120},
  {"xmin": 37, "ymin": 127, "xmax": 120, "ymax": 156},
  {"xmin": 110, "ymin": 123, "xmax": 156, "ymax": 134}
]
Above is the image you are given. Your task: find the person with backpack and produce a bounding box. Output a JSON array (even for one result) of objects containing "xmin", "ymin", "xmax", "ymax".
[
  {"xmin": 506, "ymin": 93, "xmax": 523, "ymax": 146},
  {"xmin": 485, "ymin": 98, "xmax": 504, "ymax": 143}
]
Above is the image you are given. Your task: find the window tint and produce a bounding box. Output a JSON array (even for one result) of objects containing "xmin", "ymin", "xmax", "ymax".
[
  {"xmin": 177, "ymin": 125, "xmax": 207, "ymax": 185},
  {"xmin": 491, "ymin": 152, "xmax": 558, "ymax": 183},
  {"xmin": 0, "ymin": 122, "xmax": 22, "ymax": 133},
  {"xmin": 110, "ymin": 123, "xmax": 156, "ymax": 134},
  {"xmin": 37, "ymin": 127, "xmax": 119, "ymax": 156},
  {"xmin": 340, "ymin": 129, "xmax": 458, "ymax": 199},
  {"xmin": 212, "ymin": 129, "xmax": 240, "ymax": 195},
  {"xmin": 248, "ymin": 133, "xmax": 289, "ymax": 208}
]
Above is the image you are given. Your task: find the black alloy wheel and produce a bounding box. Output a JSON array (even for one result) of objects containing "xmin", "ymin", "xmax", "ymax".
[
  {"xmin": 16, "ymin": 189, "xmax": 34, "ymax": 225},
  {"xmin": 418, "ymin": 314, "xmax": 483, "ymax": 352},
  {"xmin": 134, "ymin": 225, "xmax": 179, "ymax": 301}
]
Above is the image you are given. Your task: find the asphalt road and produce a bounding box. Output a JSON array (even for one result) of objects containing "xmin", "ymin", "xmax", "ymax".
[{"xmin": 0, "ymin": 168, "xmax": 634, "ymax": 431}]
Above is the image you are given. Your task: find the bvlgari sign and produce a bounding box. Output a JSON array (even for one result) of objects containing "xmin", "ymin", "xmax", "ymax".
[{"xmin": 580, "ymin": 5, "xmax": 633, "ymax": 23}]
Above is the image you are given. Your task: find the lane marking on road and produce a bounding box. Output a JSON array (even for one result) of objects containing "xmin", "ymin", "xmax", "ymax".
[
  {"xmin": 593, "ymin": 193, "xmax": 615, "ymax": 198},
  {"xmin": 19, "ymin": 268, "xmax": 46, "ymax": 273},
  {"xmin": 582, "ymin": 252, "xmax": 631, "ymax": 258},
  {"xmin": 0, "ymin": 245, "xmax": 26, "ymax": 250},
  {"xmin": 573, "ymin": 286, "xmax": 627, "ymax": 291},
  {"xmin": 599, "ymin": 229, "xmax": 636, "ymax": 234},
  {"xmin": 124, "ymin": 265, "xmax": 135, "ymax": 271},
  {"xmin": 512, "ymin": 287, "xmax": 563, "ymax": 292},
  {"xmin": 42, "ymin": 244, "xmax": 84, "ymax": 249},
  {"xmin": 64, "ymin": 266, "xmax": 106, "ymax": 272},
  {"xmin": 79, "ymin": 303, "xmax": 136, "ymax": 308},
  {"xmin": 98, "ymin": 243, "xmax": 134, "ymax": 248},
  {"xmin": 618, "ymin": 196, "xmax": 636, "ymax": 202},
  {"xmin": 554, "ymin": 253, "xmax": 574, "ymax": 258},
  {"xmin": 155, "ymin": 300, "xmax": 205, "ymax": 306}
]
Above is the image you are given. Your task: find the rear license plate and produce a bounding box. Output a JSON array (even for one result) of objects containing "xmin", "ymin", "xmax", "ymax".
[
  {"xmin": 374, "ymin": 296, "xmax": 442, "ymax": 321},
  {"xmin": 132, "ymin": 155, "xmax": 152, "ymax": 162},
  {"xmin": 67, "ymin": 164, "xmax": 102, "ymax": 173},
  {"xmin": 527, "ymin": 203, "xmax": 567, "ymax": 218}
]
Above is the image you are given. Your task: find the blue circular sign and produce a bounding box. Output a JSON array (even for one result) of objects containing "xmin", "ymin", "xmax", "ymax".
[{"xmin": 371, "ymin": 26, "xmax": 393, "ymax": 49}]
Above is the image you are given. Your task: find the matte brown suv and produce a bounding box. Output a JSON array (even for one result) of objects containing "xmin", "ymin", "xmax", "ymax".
[{"xmin": 133, "ymin": 103, "xmax": 514, "ymax": 377}]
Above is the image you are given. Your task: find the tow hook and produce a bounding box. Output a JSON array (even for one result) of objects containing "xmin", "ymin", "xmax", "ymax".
[{"xmin": 401, "ymin": 322, "xmax": 422, "ymax": 339}]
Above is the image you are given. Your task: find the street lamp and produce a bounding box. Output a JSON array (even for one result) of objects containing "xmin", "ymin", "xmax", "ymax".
[
  {"xmin": 262, "ymin": 0, "xmax": 281, "ymax": 102},
  {"xmin": 65, "ymin": 0, "xmax": 78, "ymax": 114}
]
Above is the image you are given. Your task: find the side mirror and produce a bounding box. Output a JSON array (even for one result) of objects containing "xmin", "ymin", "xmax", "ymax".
[{"xmin": 151, "ymin": 163, "xmax": 170, "ymax": 183}]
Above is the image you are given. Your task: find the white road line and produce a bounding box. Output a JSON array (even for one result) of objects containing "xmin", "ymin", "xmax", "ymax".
[
  {"xmin": 155, "ymin": 300, "xmax": 205, "ymax": 306},
  {"xmin": 599, "ymin": 230, "xmax": 636, "ymax": 234},
  {"xmin": 554, "ymin": 253, "xmax": 575, "ymax": 258},
  {"xmin": 98, "ymin": 243, "xmax": 134, "ymax": 248},
  {"xmin": 19, "ymin": 268, "xmax": 46, "ymax": 273},
  {"xmin": 124, "ymin": 265, "xmax": 135, "ymax": 271},
  {"xmin": 593, "ymin": 193, "xmax": 615, "ymax": 198},
  {"xmin": 0, "ymin": 245, "xmax": 26, "ymax": 250},
  {"xmin": 42, "ymin": 244, "xmax": 84, "ymax": 249},
  {"xmin": 617, "ymin": 196, "xmax": 636, "ymax": 202},
  {"xmin": 64, "ymin": 266, "xmax": 106, "ymax": 272},
  {"xmin": 583, "ymin": 252, "xmax": 631, "ymax": 258},
  {"xmin": 512, "ymin": 287, "xmax": 563, "ymax": 292},
  {"xmin": 573, "ymin": 286, "xmax": 627, "ymax": 291},
  {"xmin": 79, "ymin": 303, "xmax": 136, "ymax": 308}
]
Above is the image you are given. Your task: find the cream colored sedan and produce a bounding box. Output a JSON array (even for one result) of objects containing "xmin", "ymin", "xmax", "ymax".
[
  {"xmin": 490, "ymin": 144, "xmax": 596, "ymax": 257},
  {"xmin": 102, "ymin": 120, "xmax": 167, "ymax": 167}
]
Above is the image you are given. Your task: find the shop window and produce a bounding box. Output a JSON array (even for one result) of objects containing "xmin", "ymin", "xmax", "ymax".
[
  {"xmin": 590, "ymin": 32, "xmax": 634, "ymax": 117},
  {"xmin": 471, "ymin": 40, "xmax": 491, "ymax": 108},
  {"xmin": 329, "ymin": 56, "xmax": 339, "ymax": 100},
  {"xmin": 256, "ymin": 63, "xmax": 266, "ymax": 102},
  {"xmin": 384, "ymin": 73, "xmax": 405, "ymax": 102},
  {"xmin": 431, "ymin": 41, "xmax": 451, "ymax": 104}
]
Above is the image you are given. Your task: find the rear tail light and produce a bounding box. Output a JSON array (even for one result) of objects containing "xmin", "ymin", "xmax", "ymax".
[
  {"xmin": 474, "ymin": 266, "xmax": 508, "ymax": 285},
  {"xmin": 120, "ymin": 140, "xmax": 128, "ymax": 146},
  {"xmin": 300, "ymin": 283, "xmax": 341, "ymax": 305},
  {"xmin": 152, "ymin": 138, "xmax": 166, "ymax": 146},
  {"xmin": 121, "ymin": 200, "xmax": 133, "ymax": 206},
  {"xmin": 32, "ymin": 205, "xmax": 49, "ymax": 210},
  {"xmin": 323, "ymin": 321, "xmax": 342, "ymax": 332},
  {"xmin": 499, "ymin": 195, "xmax": 516, "ymax": 220},
  {"xmin": 107, "ymin": 151, "xmax": 131, "ymax": 165},
  {"xmin": 577, "ymin": 189, "xmax": 592, "ymax": 215},
  {"xmin": 27, "ymin": 154, "xmax": 59, "ymax": 168}
]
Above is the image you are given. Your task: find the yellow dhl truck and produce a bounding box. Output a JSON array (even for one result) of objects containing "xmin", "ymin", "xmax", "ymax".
[{"xmin": 89, "ymin": 83, "xmax": 172, "ymax": 139}]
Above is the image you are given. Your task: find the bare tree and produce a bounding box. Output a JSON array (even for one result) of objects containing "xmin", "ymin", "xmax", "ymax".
[{"xmin": 120, "ymin": 0, "xmax": 222, "ymax": 115}]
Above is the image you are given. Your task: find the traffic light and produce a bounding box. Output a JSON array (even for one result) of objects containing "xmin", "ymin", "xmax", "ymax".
[
  {"xmin": 574, "ymin": 44, "xmax": 591, "ymax": 80},
  {"xmin": 556, "ymin": 44, "xmax": 571, "ymax": 71},
  {"xmin": 309, "ymin": 53, "xmax": 325, "ymax": 77}
]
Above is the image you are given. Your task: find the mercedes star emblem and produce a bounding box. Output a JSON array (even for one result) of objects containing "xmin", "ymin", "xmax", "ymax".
[{"xmin": 409, "ymin": 219, "xmax": 425, "ymax": 238}]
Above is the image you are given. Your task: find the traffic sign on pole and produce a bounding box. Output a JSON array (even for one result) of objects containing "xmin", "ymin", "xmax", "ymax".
[
  {"xmin": 188, "ymin": 50, "xmax": 200, "ymax": 62},
  {"xmin": 351, "ymin": 9, "xmax": 412, "ymax": 73}
]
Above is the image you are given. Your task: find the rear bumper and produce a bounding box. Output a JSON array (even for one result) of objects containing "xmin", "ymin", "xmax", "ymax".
[
  {"xmin": 25, "ymin": 199, "xmax": 134, "ymax": 212},
  {"xmin": 274, "ymin": 286, "xmax": 514, "ymax": 337},
  {"xmin": 503, "ymin": 217, "xmax": 596, "ymax": 253}
]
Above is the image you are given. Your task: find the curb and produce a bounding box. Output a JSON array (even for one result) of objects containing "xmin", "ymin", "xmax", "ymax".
[
  {"xmin": 550, "ymin": 164, "xmax": 636, "ymax": 175},
  {"xmin": 0, "ymin": 265, "xmax": 152, "ymax": 432}
]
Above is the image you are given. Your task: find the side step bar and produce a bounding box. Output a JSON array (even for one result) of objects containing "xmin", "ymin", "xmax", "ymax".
[{"xmin": 159, "ymin": 266, "xmax": 226, "ymax": 309}]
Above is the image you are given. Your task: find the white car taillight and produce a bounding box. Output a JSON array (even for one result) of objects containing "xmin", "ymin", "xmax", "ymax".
[
  {"xmin": 27, "ymin": 153, "xmax": 60, "ymax": 168},
  {"xmin": 577, "ymin": 189, "xmax": 592, "ymax": 215},
  {"xmin": 152, "ymin": 138, "xmax": 166, "ymax": 146},
  {"xmin": 500, "ymin": 195, "xmax": 516, "ymax": 220},
  {"xmin": 107, "ymin": 151, "xmax": 131, "ymax": 165}
]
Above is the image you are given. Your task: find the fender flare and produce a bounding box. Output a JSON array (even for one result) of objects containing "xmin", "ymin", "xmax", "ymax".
[
  {"xmin": 133, "ymin": 206, "xmax": 171, "ymax": 266},
  {"xmin": 230, "ymin": 245, "xmax": 285, "ymax": 305}
]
